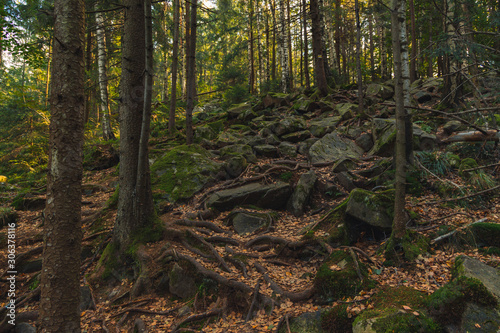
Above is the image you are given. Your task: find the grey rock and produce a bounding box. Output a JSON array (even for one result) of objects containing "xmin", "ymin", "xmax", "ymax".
[
  {"xmin": 207, "ymin": 182, "xmax": 292, "ymax": 211},
  {"xmin": 194, "ymin": 125, "xmax": 217, "ymax": 142},
  {"xmin": 332, "ymin": 158, "xmax": 357, "ymax": 173},
  {"xmin": 443, "ymin": 120, "xmax": 463, "ymax": 135},
  {"xmin": 254, "ymin": 144, "xmax": 279, "ymax": 158},
  {"xmin": 460, "ymin": 303, "xmax": 500, "ymax": 333},
  {"xmin": 270, "ymin": 117, "xmax": 307, "ymax": 136},
  {"xmin": 219, "ymin": 144, "xmax": 257, "ymax": 163},
  {"xmin": 355, "ymin": 133, "xmax": 374, "ymax": 152},
  {"xmin": 336, "ymin": 103, "xmax": 357, "ymax": 120},
  {"xmin": 278, "ymin": 311, "xmax": 324, "ymax": 333},
  {"xmin": 413, "ymin": 90, "xmax": 432, "ymax": 103},
  {"xmin": 308, "ymin": 132, "xmax": 363, "ymax": 164},
  {"xmin": 287, "ymin": 171, "xmax": 317, "ymax": 216},
  {"xmin": 308, "ymin": 116, "xmax": 341, "ymax": 138},
  {"xmin": 80, "ymin": 285, "xmax": 95, "ymax": 312},
  {"xmin": 15, "ymin": 323, "xmax": 36, "ymax": 333},
  {"xmin": 169, "ymin": 263, "xmax": 197, "ymax": 299},
  {"xmin": 279, "ymin": 142, "xmax": 297, "ymax": 157},
  {"xmin": 226, "ymin": 211, "xmax": 272, "ymax": 235},
  {"xmin": 336, "ymin": 172, "xmax": 357, "ymax": 192},
  {"xmin": 346, "ymin": 189, "xmax": 394, "ymax": 229},
  {"xmin": 455, "ymin": 255, "xmax": 500, "ymax": 301},
  {"xmin": 281, "ymin": 130, "xmax": 312, "ymax": 143},
  {"xmin": 298, "ymin": 138, "xmax": 319, "ymax": 156},
  {"xmin": 224, "ymin": 155, "xmax": 248, "ymax": 178},
  {"xmin": 366, "ymin": 83, "xmax": 394, "ymax": 100},
  {"xmin": 227, "ymin": 103, "xmax": 252, "ymax": 119},
  {"xmin": 266, "ymin": 134, "xmax": 281, "ymax": 146}
]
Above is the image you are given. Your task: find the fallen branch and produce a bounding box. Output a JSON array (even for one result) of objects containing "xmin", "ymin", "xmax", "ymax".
[
  {"xmin": 420, "ymin": 185, "xmax": 500, "ymax": 205},
  {"xmin": 463, "ymin": 162, "xmax": 500, "ymax": 172},
  {"xmin": 348, "ymin": 248, "xmax": 363, "ymax": 282},
  {"xmin": 444, "ymin": 130, "xmax": 500, "ymax": 143},
  {"xmin": 112, "ymin": 304, "xmax": 182, "ymax": 318},
  {"xmin": 431, "ymin": 218, "xmax": 488, "ymax": 244}
]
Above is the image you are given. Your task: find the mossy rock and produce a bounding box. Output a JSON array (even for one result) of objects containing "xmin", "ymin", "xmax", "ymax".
[
  {"xmin": 0, "ymin": 207, "xmax": 18, "ymax": 228},
  {"xmin": 353, "ymin": 286, "xmax": 440, "ymax": 333},
  {"xmin": 457, "ymin": 222, "xmax": 500, "ymax": 248},
  {"xmin": 427, "ymin": 276, "xmax": 497, "ymax": 326},
  {"xmin": 303, "ymin": 199, "xmax": 349, "ymax": 246},
  {"xmin": 346, "ymin": 189, "xmax": 395, "ymax": 229},
  {"xmin": 384, "ymin": 230, "xmax": 430, "ymax": 263},
  {"xmin": 194, "ymin": 125, "xmax": 217, "ymax": 142},
  {"xmin": 458, "ymin": 158, "xmax": 478, "ymax": 178},
  {"xmin": 321, "ymin": 304, "xmax": 353, "ymax": 333},
  {"xmin": 313, "ymin": 250, "xmax": 375, "ymax": 303},
  {"xmin": 151, "ymin": 144, "xmax": 224, "ymax": 203},
  {"xmin": 219, "ymin": 144, "xmax": 257, "ymax": 163}
]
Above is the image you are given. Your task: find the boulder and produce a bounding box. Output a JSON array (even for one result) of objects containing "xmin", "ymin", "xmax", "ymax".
[
  {"xmin": 14, "ymin": 323, "xmax": 37, "ymax": 333},
  {"xmin": 442, "ymin": 120, "xmax": 463, "ymax": 135},
  {"xmin": 225, "ymin": 210, "xmax": 276, "ymax": 235},
  {"xmin": 270, "ymin": 117, "xmax": 307, "ymax": 137},
  {"xmin": 227, "ymin": 102, "xmax": 252, "ymax": 119},
  {"xmin": 194, "ymin": 125, "xmax": 217, "ymax": 142},
  {"xmin": 80, "ymin": 285, "xmax": 96, "ymax": 312},
  {"xmin": 169, "ymin": 263, "xmax": 197, "ymax": 299},
  {"xmin": 151, "ymin": 145, "xmax": 224, "ymax": 202},
  {"xmin": 355, "ymin": 133, "xmax": 374, "ymax": 152},
  {"xmin": 262, "ymin": 93, "xmax": 289, "ymax": 108},
  {"xmin": 207, "ymin": 182, "xmax": 292, "ymax": 211},
  {"xmin": 278, "ymin": 311, "xmax": 324, "ymax": 333},
  {"xmin": 366, "ymin": 83, "xmax": 394, "ymax": 100},
  {"xmin": 454, "ymin": 255, "xmax": 500, "ymax": 301},
  {"xmin": 219, "ymin": 144, "xmax": 257, "ymax": 163},
  {"xmin": 336, "ymin": 103, "xmax": 357, "ymax": 120},
  {"xmin": 413, "ymin": 90, "xmax": 432, "ymax": 103},
  {"xmin": 254, "ymin": 144, "xmax": 279, "ymax": 158},
  {"xmin": 308, "ymin": 116, "xmax": 341, "ymax": 138},
  {"xmin": 278, "ymin": 141, "xmax": 297, "ymax": 157},
  {"xmin": 346, "ymin": 189, "xmax": 394, "ymax": 229},
  {"xmin": 224, "ymin": 155, "xmax": 248, "ymax": 178},
  {"xmin": 287, "ymin": 171, "xmax": 317, "ymax": 216},
  {"xmin": 298, "ymin": 138, "xmax": 319, "ymax": 156},
  {"xmin": 308, "ymin": 132, "xmax": 363, "ymax": 164},
  {"xmin": 281, "ymin": 130, "xmax": 312, "ymax": 143}
]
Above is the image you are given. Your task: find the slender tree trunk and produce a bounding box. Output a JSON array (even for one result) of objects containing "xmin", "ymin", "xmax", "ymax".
[
  {"xmin": 271, "ymin": 0, "xmax": 277, "ymax": 82},
  {"xmin": 265, "ymin": 3, "xmax": 271, "ymax": 85},
  {"xmin": 302, "ymin": 0, "xmax": 310, "ymax": 89},
  {"xmin": 169, "ymin": 0, "xmax": 180, "ymax": 135},
  {"xmin": 379, "ymin": 23, "xmax": 388, "ymax": 80},
  {"xmin": 390, "ymin": 0, "xmax": 407, "ymax": 241},
  {"xmin": 286, "ymin": 0, "xmax": 293, "ymax": 89},
  {"xmin": 324, "ymin": 0, "xmax": 337, "ymax": 75},
  {"xmin": 427, "ymin": 14, "xmax": 434, "ymax": 77},
  {"xmin": 278, "ymin": 0, "xmax": 290, "ymax": 92},
  {"xmin": 114, "ymin": 0, "xmax": 154, "ymax": 249},
  {"xmin": 257, "ymin": 2, "xmax": 264, "ymax": 91},
  {"xmin": 85, "ymin": 27, "xmax": 92, "ymax": 123},
  {"xmin": 409, "ymin": 0, "xmax": 417, "ymax": 82},
  {"xmin": 310, "ymin": 0, "xmax": 328, "ymax": 96},
  {"xmin": 40, "ymin": 0, "xmax": 85, "ymax": 330},
  {"xmin": 355, "ymin": 0, "xmax": 363, "ymax": 112},
  {"xmin": 334, "ymin": 0, "xmax": 342, "ymax": 76},
  {"xmin": 45, "ymin": 40, "xmax": 52, "ymax": 108},
  {"xmin": 369, "ymin": 10, "xmax": 376, "ymax": 81},
  {"xmin": 248, "ymin": 0, "xmax": 255, "ymax": 94},
  {"xmin": 95, "ymin": 6, "xmax": 115, "ymax": 140},
  {"xmin": 442, "ymin": 0, "xmax": 462, "ymax": 107},
  {"xmin": 185, "ymin": 0, "xmax": 197, "ymax": 144}
]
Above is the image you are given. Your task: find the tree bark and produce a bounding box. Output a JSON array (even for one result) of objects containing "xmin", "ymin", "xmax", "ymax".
[
  {"xmin": 442, "ymin": 0, "xmax": 463, "ymax": 107},
  {"xmin": 248, "ymin": 0, "xmax": 255, "ymax": 94},
  {"xmin": 409, "ymin": 0, "xmax": 417, "ymax": 83},
  {"xmin": 302, "ymin": 0, "xmax": 310, "ymax": 89},
  {"xmin": 310, "ymin": 0, "xmax": 328, "ymax": 96},
  {"xmin": 95, "ymin": 5, "xmax": 115, "ymax": 140},
  {"xmin": 185, "ymin": 0, "xmax": 197, "ymax": 144},
  {"xmin": 169, "ymin": 0, "xmax": 180, "ymax": 135},
  {"xmin": 391, "ymin": 0, "xmax": 407, "ymax": 240},
  {"xmin": 40, "ymin": 0, "xmax": 85, "ymax": 330},
  {"xmin": 278, "ymin": 0, "xmax": 290, "ymax": 93},
  {"xmin": 355, "ymin": 0, "xmax": 363, "ymax": 113},
  {"xmin": 286, "ymin": 0, "xmax": 293, "ymax": 89},
  {"xmin": 114, "ymin": 0, "xmax": 154, "ymax": 249}
]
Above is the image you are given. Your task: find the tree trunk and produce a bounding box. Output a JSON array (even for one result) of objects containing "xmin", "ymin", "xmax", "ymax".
[
  {"xmin": 369, "ymin": 10, "xmax": 376, "ymax": 81},
  {"xmin": 114, "ymin": 0, "xmax": 154, "ymax": 249},
  {"xmin": 390, "ymin": 0, "xmax": 408, "ymax": 241},
  {"xmin": 40, "ymin": 0, "xmax": 85, "ymax": 331},
  {"xmin": 286, "ymin": 0, "xmax": 293, "ymax": 89},
  {"xmin": 95, "ymin": 6, "xmax": 116, "ymax": 140},
  {"xmin": 169, "ymin": 0, "xmax": 180, "ymax": 135},
  {"xmin": 248, "ymin": 0, "xmax": 255, "ymax": 94},
  {"xmin": 302, "ymin": 0, "xmax": 310, "ymax": 89},
  {"xmin": 355, "ymin": 0, "xmax": 363, "ymax": 112},
  {"xmin": 185, "ymin": 0, "xmax": 197, "ymax": 144},
  {"xmin": 334, "ymin": 0, "xmax": 342, "ymax": 76},
  {"xmin": 45, "ymin": 39, "xmax": 52, "ymax": 108},
  {"xmin": 257, "ymin": 1, "xmax": 264, "ymax": 91},
  {"xmin": 310, "ymin": 0, "xmax": 328, "ymax": 96},
  {"xmin": 278, "ymin": 0, "xmax": 290, "ymax": 93},
  {"xmin": 271, "ymin": 0, "xmax": 277, "ymax": 82},
  {"xmin": 409, "ymin": 0, "xmax": 417, "ymax": 83},
  {"xmin": 442, "ymin": 0, "xmax": 463, "ymax": 107}
]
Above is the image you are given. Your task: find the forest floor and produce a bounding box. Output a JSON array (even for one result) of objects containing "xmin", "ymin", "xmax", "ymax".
[{"xmin": 2, "ymin": 150, "xmax": 499, "ymax": 332}]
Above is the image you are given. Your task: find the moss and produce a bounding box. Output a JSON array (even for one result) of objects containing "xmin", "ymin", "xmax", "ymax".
[
  {"xmin": 371, "ymin": 312, "xmax": 441, "ymax": 333},
  {"xmin": 314, "ymin": 250, "xmax": 375, "ymax": 303},
  {"xmin": 384, "ymin": 230, "xmax": 429, "ymax": 263},
  {"xmin": 427, "ymin": 276, "xmax": 498, "ymax": 325},
  {"xmin": 151, "ymin": 144, "xmax": 222, "ymax": 202},
  {"xmin": 279, "ymin": 171, "xmax": 293, "ymax": 182},
  {"xmin": 321, "ymin": 304, "xmax": 354, "ymax": 332},
  {"xmin": 105, "ymin": 186, "xmax": 119, "ymax": 209},
  {"xmin": 459, "ymin": 222, "xmax": 500, "ymax": 248},
  {"xmin": 206, "ymin": 119, "xmax": 226, "ymax": 133},
  {"xmin": 0, "ymin": 207, "xmax": 18, "ymax": 227},
  {"xmin": 458, "ymin": 158, "xmax": 478, "ymax": 178},
  {"xmin": 98, "ymin": 242, "xmax": 120, "ymax": 280}
]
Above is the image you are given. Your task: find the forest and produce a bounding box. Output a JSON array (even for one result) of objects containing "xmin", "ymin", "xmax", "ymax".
[{"xmin": 0, "ymin": 0, "xmax": 499, "ymax": 331}]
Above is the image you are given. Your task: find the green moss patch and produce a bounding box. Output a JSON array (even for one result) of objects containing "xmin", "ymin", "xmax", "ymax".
[
  {"xmin": 321, "ymin": 304, "xmax": 354, "ymax": 332},
  {"xmin": 151, "ymin": 145, "xmax": 223, "ymax": 203},
  {"xmin": 314, "ymin": 250, "xmax": 375, "ymax": 303}
]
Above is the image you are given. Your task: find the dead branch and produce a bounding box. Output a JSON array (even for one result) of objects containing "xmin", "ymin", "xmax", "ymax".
[
  {"xmin": 348, "ymin": 248, "xmax": 363, "ymax": 282},
  {"xmin": 170, "ymin": 308, "xmax": 223, "ymax": 332},
  {"xmin": 443, "ymin": 130, "xmax": 500, "ymax": 143},
  {"xmin": 253, "ymin": 263, "xmax": 314, "ymax": 302},
  {"xmin": 431, "ymin": 218, "xmax": 488, "ymax": 244},
  {"xmin": 420, "ymin": 185, "xmax": 500, "ymax": 205},
  {"xmin": 112, "ymin": 304, "xmax": 182, "ymax": 318},
  {"xmin": 463, "ymin": 162, "xmax": 500, "ymax": 172},
  {"xmin": 339, "ymin": 246, "xmax": 378, "ymax": 266}
]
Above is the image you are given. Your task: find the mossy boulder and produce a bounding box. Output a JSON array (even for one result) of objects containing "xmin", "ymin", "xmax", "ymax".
[
  {"xmin": 308, "ymin": 116, "xmax": 342, "ymax": 138},
  {"xmin": 336, "ymin": 103, "xmax": 358, "ymax": 121},
  {"xmin": 194, "ymin": 125, "xmax": 217, "ymax": 142},
  {"xmin": 308, "ymin": 132, "xmax": 363, "ymax": 164},
  {"xmin": 314, "ymin": 250, "xmax": 375, "ymax": 303},
  {"xmin": 225, "ymin": 210, "xmax": 277, "ymax": 235},
  {"xmin": 468, "ymin": 222, "xmax": 500, "ymax": 248},
  {"xmin": 224, "ymin": 155, "xmax": 248, "ymax": 178},
  {"xmin": 151, "ymin": 145, "xmax": 224, "ymax": 203},
  {"xmin": 458, "ymin": 158, "xmax": 478, "ymax": 178},
  {"xmin": 281, "ymin": 130, "xmax": 312, "ymax": 143},
  {"xmin": 278, "ymin": 141, "xmax": 297, "ymax": 157},
  {"xmin": 278, "ymin": 310, "xmax": 325, "ymax": 333},
  {"xmin": 346, "ymin": 189, "xmax": 394, "ymax": 229},
  {"xmin": 366, "ymin": 83, "xmax": 394, "ymax": 100},
  {"xmin": 227, "ymin": 102, "xmax": 252, "ymax": 119},
  {"xmin": 452, "ymin": 255, "xmax": 500, "ymax": 301},
  {"xmin": 219, "ymin": 144, "xmax": 257, "ymax": 163},
  {"xmin": 353, "ymin": 286, "xmax": 439, "ymax": 333},
  {"xmin": 270, "ymin": 117, "xmax": 307, "ymax": 137},
  {"xmin": 287, "ymin": 170, "xmax": 317, "ymax": 217}
]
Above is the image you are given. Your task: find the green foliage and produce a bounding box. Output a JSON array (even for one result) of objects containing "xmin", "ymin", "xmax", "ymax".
[
  {"xmin": 415, "ymin": 151, "xmax": 455, "ymax": 176},
  {"xmin": 384, "ymin": 230, "xmax": 429, "ymax": 263},
  {"xmin": 279, "ymin": 171, "xmax": 293, "ymax": 182},
  {"xmin": 223, "ymin": 84, "xmax": 250, "ymax": 108}
]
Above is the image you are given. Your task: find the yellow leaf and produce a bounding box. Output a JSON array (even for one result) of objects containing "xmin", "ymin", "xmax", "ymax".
[
  {"xmin": 402, "ymin": 305, "xmax": 412, "ymax": 311},
  {"xmin": 0, "ymin": 175, "xmax": 6, "ymax": 183}
]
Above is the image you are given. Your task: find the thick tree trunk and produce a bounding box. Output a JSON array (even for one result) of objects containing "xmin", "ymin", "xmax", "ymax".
[
  {"xmin": 185, "ymin": 0, "xmax": 197, "ymax": 144},
  {"xmin": 169, "ymin": 0, "xmax": 180, "ymax": 135},
  {"xmin": 391, "ymin": 0, "xmax": 408, "ymax": 240},
  {"xmin": 40, "ymin": 0, "xmax": 85, "ymax": 331},
  {"xmin": 95, "ymin": 6, "xmax": 115, "ymax": 141},
  {"xmin": 310, "ymin": 0, "xmax": 328, "ymax": 96},
  {"xmin": 114, "ymin": 0, "xmax": 153, "ymax": 249},
  {"xmin": 302, "ymin": 0, "xmax": 310, "ymax": 89}
]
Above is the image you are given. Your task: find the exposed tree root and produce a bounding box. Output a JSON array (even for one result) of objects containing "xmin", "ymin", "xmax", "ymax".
[
  {"xmin": 172, "ymin": 219, "xmax": 229, "ymax": 234},
  {"xmin": 170, "ymin": 308, "xmax": 223, "ymax": 332},
  {"xmin": 245, "ymin": 279, "xmax": 261, "ymax": 322}
]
